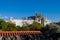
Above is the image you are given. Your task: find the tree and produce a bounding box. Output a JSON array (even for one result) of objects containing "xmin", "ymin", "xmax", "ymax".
[
  {"xmin": 7, "ymin": 21, "xmax": 16, "ymax": 27},
  {"xmin": 40, "ymin": 24, "xmax": 60, "ymax": 40},
  {"xmin": 55, "ymin": 22, "xmax": 60, "ymax": 26},
  {"xmin": 47, "ymin": 23, "xmax": 60, "ymax": 33},
  {"xmin": 0, "ymin": 19, "xmax": 7, "ymax": 30},
  {"xmin": 16, "ymin": 26, "xmax": 22, "ymax": 31},
  {"xmin": 17, "ymin": 26, "xmax": 30, "ymax": 31},
  {"xmin": 6, "ymin": 21, "xmax": 17, "ymax": 31},
  {"xmin": 22, "ymin": 26, "xmax": 30, "ymax": 31},
  {"xmin": 30, "ymin": 21, "xmax": 43, "ymax": 30}
]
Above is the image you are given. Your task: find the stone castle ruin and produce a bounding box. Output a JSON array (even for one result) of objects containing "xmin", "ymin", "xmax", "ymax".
[{"xmin": 8, "ymin": 13, "xmax": 51, "ymax": 27}]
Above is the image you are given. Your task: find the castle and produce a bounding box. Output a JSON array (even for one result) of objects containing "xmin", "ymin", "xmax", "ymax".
[{"xmin": 8, "ymin": 13, "xmax": 51, "ymax": 27}]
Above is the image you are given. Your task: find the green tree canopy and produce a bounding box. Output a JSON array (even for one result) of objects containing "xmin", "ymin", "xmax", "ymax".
[
  {"xmin": 45, "ymin": 23, "xmax": 60, "ymax": 33},
  {"xmin": 6, "ymin": 21, "xmax": 17, "ymax": 31},
  {"xmin": 30, "ymin": 21, "xmax": 43, "ymax": 30},
  {"xmin": 0, "ymin": 19, "xmax": 7, "ymax": 30}
]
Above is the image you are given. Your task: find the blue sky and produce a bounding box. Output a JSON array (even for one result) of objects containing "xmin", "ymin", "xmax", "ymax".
[{"xmin": 0, "ymin": 0, "xmax": 60, "ymax": 22}]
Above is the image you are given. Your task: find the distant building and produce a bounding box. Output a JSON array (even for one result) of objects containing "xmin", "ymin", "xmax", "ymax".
[{"xmin": 7, "ymin": 13, "xmax": 51, "ymax": 27}]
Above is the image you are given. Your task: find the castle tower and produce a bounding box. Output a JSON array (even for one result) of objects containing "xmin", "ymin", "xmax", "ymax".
[{"xmin": 35, "ymin": 13, "xmax": 45, "ymax": 26}]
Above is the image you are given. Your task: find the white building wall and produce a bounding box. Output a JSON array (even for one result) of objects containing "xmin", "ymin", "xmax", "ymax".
[
  {"xmin": 10, "ymin": 19, "xmax": 34, "ymax": 27},
  {"xmin": 44, "ymin": 18, "xmax": 51, "ymax": 26},
  {"xmin": 9, "ymin": 18, "xmax": 51, "ymax": 27}
]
